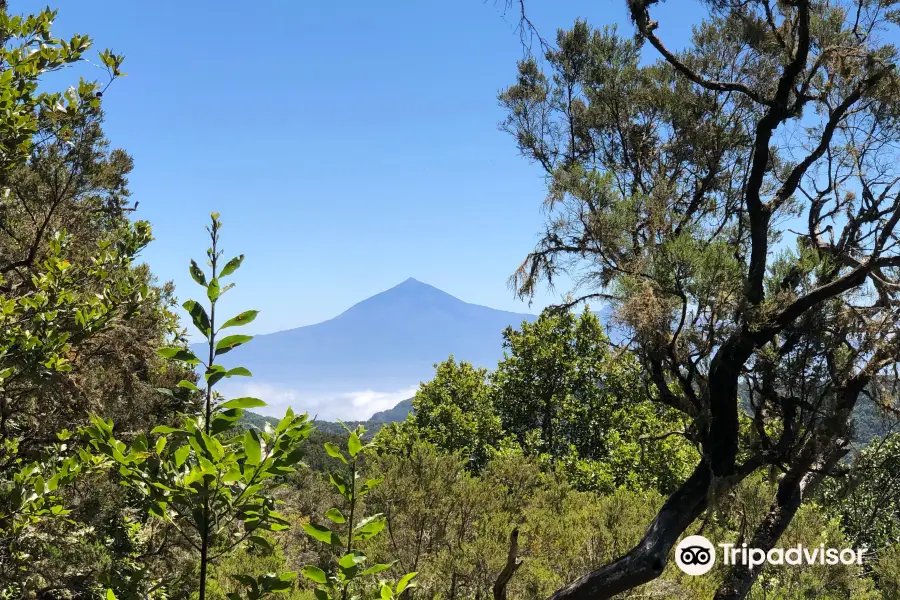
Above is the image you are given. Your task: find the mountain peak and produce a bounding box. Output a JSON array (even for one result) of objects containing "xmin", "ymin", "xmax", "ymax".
[
  {"xmin": 337, "ymin": 278, "xmax": 464, "ymax": 321},
  {"xmin": 390, "ymin": 277, "xmax": 447, "ymax": 293},
  {"xmin": 395, "ymin": 277, "xmax": 428, "ymax": 288},
  {"xmin": 210, "ymin": 278, "xmax": 538, "ymax": 420}
]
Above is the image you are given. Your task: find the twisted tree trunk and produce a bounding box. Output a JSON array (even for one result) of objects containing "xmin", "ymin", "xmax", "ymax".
[{"xmin": 494, "ymin": 527, "xmax": 522, "ymax": 600}]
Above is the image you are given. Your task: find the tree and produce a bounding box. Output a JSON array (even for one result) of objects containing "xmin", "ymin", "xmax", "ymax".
[
  {"xmin": 364, "ymin": 440, "xmax": 472, "ymax": 594},
  {"xmin": 500, "ymin": 2, "xmax": 900, "ymax": 598},
  {"xmin": 383, "ymin": 356, "xmax": 503, "ymax": 470},
  {"xmin": 86, "ymin": 214, "xmax": 313, "ymax": 600},
  {"xmin": 363, "ymin": 440, "xmax": 679, "ymax": 600},
  {"xmin": 0, "ymin": 5, "xmax": 165, "ymax": 593},
  {"xmin": 822, "ymin": 433, "xmax": 900, "ymax": 553},
  {"xmin": 299, "ymin": 424, "xmax": 418, "ymax": 600},
  {"xmin": 491, "ymin": 308, "xmax": 695, "ymax": 492},
  {"xmin": 0, "ymin": 6, "xmax": 130, "ymax": 456},
  {"xmin": 383, "ymin": 312, "xmax": 694, "ymax": 493}
]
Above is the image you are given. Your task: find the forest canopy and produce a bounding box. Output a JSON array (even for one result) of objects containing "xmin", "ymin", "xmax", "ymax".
[{"xmin": 1, "ymin": 1, "xmax": 900, "ymax": 600}]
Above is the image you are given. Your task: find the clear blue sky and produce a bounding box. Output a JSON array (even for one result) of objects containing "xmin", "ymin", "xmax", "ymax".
[{"xmin": 42, "ymin": 0, "xmax": 695, "ymax": 335}]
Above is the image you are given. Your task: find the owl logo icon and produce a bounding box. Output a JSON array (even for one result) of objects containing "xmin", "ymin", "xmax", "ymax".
[{"xmin": 675, "ymin": 535, "xmax": 716, "ymax": 575}]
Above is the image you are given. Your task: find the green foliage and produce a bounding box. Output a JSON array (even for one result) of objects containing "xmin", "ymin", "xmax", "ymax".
[
  {"xmin": 380, "ymin": 309, "xmax": 696, "ymax": 493},
  {"xmin": 361, "ymin": 440, "xmax": 663, "ymax": 600},
  {"xmin": 497, "ymin": 3, "xmax": 900, "ymax": 595},
  {"xmin": 871, "ymin": 544, "xmax": 900, "ymax": 598},
  {"xmin": 0, "ymin": 7, "xmax": 123, "ymax": 172},
  {"xmin": 384, "ymin": 356, "xmax": 502, "ymax": 470},
  {"xmin": 1, "ymin": 225, "xmax": 152, "ymax": 377},
  {"xmin": 0, "ymin": 428, "xmax": 103, "ymax": 589},
  {"xmin": 2, "ymin": 3, "xmax": 899, "ymax": 598},
  {"xmin": 301, "ymin": 425, "xmax": 417, "ymax": 600},
  {"xmin": 661, "ymin": 472, "xmax": 884, "ymax": 600},
  {"xmin": 85, "ymin": 214, "xmax": 312, "ymax": 600},
  {"xmin": 207, "ymin": 543, "xmax": 309, "ymax": 600},
  {"xmin": 0, "ymin": 28, "xmax": 157, "ymax": 589},
  {"xmin": 821, "ymin": 433, "xmax": 900, "ymax": 553},
  {"xmin": 492, "ymin": 308, "xmax": 696, "ymax": 492}
]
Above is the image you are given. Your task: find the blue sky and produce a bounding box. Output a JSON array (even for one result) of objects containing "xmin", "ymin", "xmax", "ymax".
[{"xmin": 42, "ymin": 0, "xmax": 695, "ymax": 335}]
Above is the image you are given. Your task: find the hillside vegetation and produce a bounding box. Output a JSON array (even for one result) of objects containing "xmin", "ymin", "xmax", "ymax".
[{"xmin": 3, "ymin": 2, "xmax": 900, "ymax": 600}]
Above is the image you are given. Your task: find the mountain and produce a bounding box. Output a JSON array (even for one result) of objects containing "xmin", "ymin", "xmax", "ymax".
[
  {"xmin": 211, "ymin": 279, "xmax": 534, "ymax": 420},
  {"xmin": 369, "ymin": 398, "xmax": 413, "ymax": 423},
  {"xmin": 241, "ymin": 397, "xmax": 414, "ymax": 440}
]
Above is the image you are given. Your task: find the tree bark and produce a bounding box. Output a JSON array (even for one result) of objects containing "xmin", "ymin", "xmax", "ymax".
[
  {"xmin": 548, "ymin": 458, "xmax": 734, "ymax": 600},
  {"xmin": 494, "ymin": 527, "xmax": 522, "ymax": 600},
  {"xmin": 545, "ymin": 329, "xmax": 759, "ymax": 600},
  {"xmin": 714, "ymin": 377, "xmax": 864, "ymax": 600},
  {"xmin": 713, "ymin": 464, "xmax": 810, "ymax": 599},
  {"xmin": 713, "ymin": 446, "xmax": 846, "ymax": 600}
]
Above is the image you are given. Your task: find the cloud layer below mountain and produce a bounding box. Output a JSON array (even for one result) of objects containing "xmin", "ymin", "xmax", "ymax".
[
  {"xmin": 205, "ymin": 278, "xmax": 535, "ymax": 421},
  {"xmin": 220, "ymin": 381, "xmax": 419, "ymax": 421}
]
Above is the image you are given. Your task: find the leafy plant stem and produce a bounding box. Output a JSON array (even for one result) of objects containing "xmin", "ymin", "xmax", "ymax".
[
  {"xmin": 199, "ymin": 219, "xmax": 219, "ymax": 600},
  {"xmin": 344, "ymin": 456, "xmax": 358, "ymax": 600}
]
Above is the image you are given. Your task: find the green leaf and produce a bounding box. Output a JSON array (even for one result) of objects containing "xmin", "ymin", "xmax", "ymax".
[
  {"xmin": 396, "ymin": 572, "xmax": 418, "ymax": 594},
  {"xmin": 339, "ymin": 551, "xmax": 367, "ymax": 569},
  {"xmin": 177, "ymin": 380, "xmax": 200, "ymax": 392},
  {"xmin": 106, "ymin": 590, "xmax": 117, "ymax": 600},
  {"xmin": 380, "ymin": 583, "xmax": 392, "ymax": 600},
  {"xmin": 182, "ymin": 299, "xmax": 211, "ymax": 338},
  {"xmin": 267, "ymin": 580, "xmax": 293, "ymax": 593},
  {"xmin": 313, "ymin": 589, "xmax": 330, "ymax": 600},
  {"xmin": 329, "ymin": 473, "xmax": 347, "ymax": 496},
  {"xmin": 201, "ymin": 431, "xmax": 224, "ymax": 461},
  {"xmin": 359, "ymin": 478, "xmax": 383, "ymax": 495},
  {"xmin": 221, "ymin": 309, "xmax": 259, "ymax": 329},
  {"xmin": 157, "ymin": 347, "xmax": 201, "ymax": 365},
  {"xmin": 189, "ymin": 260, "xmax": 207, "ymax": 286},
  {"xmin": 205, "ymin": 365, "xmax": 227, "ymax": 387},
  {"xmin": 198, "ymin": 455, "xmax": 216, "ymax": 475},
  {"xmin": 354, "ymin": 515, "xmax": 386, "ymax": 540},
  {"xmin": 347, "ymin": 432, "xmax": 362, "ymax": 458},
  {"xmin": 276, "ymin": 409, "xmax": 295, "ymax": 434},
  {"xmin": 325, "ymin": 507, "xmax": 346, "ymax": 523},
  {"xmin": 155, "ymin": 437, "xmax": 166, "ymax": 455},
  {"xmin": 359, "ymin": 563, "xmax": 393, "ymax": 577},
  {"xmin": 225, "ymin": 367, "xmax": 252, "ymax": 377},
  {"xmin": 207, "ymin": 278, "xmax": 221, "ymax": 302},
  {"xmin": 243, "ymin": 430, "xmax": 262, "ymax": 465},
  {"xmin": 220, "ymin": 254, "xmax": 245, "ymax": 277},
  {"xmin": 302, "ymin": 522, "xmax": 343, "ymax": 546},
  {"xmin": 324, "ymin": 442, "xmax": 347, "ymax": 464},
  {"xmin": 301, "ymin": 566, "xmax": 328, "ymax": 584},
  {"xmin": 212, "ymin": 409, "xmax": 241, "ymax": 435},
  {"xmin": 149, "ymin": 502, "xmax": 166, "ymax": 519},
  {"xmin": 174, "ymin": 445, "xmax": 190, "ymax": 468},
  {"xmin": 151, "ymin": 425, "xmax": 182, "ymax": 434},
  {"xmin": 221, "ymin": 397, "xmax": 266, "ymax": 410},
  {"xmin": 215, "ymin": 334, "xmax": 253, "ymax": 356},
  {"xmin": 248, "ymin": 535, "xmax": 273, "ymax": 554},
  {"xmin": 223, "ymin": 463, "xmax": 242, "ymax": 482}
]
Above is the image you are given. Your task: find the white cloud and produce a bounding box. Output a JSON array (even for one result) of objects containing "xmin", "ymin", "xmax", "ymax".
[{"xmin": 218, "ymin": 381, "xmax": 416, "ymax": 422}]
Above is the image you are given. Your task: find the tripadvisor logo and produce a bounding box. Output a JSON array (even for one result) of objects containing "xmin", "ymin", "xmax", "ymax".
[
  {"xmin": 674, "ymin": 535, "xmax": 867, "ymax": 576},
  {"xmin": 675, "ymin": 535, "xmax": 717, "ymax": 575}
]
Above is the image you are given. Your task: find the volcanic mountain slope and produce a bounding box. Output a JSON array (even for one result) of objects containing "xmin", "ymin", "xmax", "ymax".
[{"xmin": 212, "ymin": 278, "xmax": 535, "ymax": 419}]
